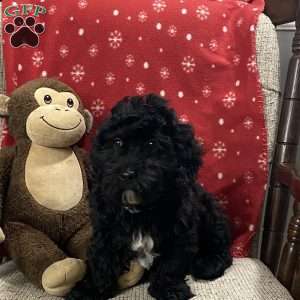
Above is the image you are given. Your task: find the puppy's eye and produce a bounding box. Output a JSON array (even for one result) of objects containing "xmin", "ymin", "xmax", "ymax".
[
  {"xmin": 44, "ymin": 95, "xmax": 52, "ymax": 104},
  {"xmin": 114, "ymin": 138, "xmax": 123, "ymax": 147}
]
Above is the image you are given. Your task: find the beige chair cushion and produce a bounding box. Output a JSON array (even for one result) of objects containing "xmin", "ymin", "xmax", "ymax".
[{"xmin": 0, "ymin": 258, "xmax": 292, "ymax": 300}]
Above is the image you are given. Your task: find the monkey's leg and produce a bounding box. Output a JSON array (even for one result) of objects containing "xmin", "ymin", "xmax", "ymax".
[
  {"xmin": 66, "ymin": 222, "xmax": 93, "ymax": 260},
  {"xmin": 5, "ymin": 222, "xmax": 86, "ymax": 296}
]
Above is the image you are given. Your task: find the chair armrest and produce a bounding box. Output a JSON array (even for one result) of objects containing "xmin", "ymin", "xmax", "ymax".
[{"xmin": 276, "ymin": 163, "xmax": 300, "ymax": 299}]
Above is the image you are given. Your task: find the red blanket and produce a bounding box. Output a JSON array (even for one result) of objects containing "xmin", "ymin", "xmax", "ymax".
[{"xmin": 2, "ymin": 0, "xmax": 267, "ymax": 257}]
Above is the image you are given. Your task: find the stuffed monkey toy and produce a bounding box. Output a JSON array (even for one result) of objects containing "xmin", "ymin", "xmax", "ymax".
[{"xmin": 0, "ymin": 78, "xmax": 144, "ymax": 296}]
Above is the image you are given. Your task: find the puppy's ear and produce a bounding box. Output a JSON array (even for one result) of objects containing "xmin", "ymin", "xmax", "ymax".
[{"xmin": 173, "ymin": 122, "xmax": 202, "ymax": 179}]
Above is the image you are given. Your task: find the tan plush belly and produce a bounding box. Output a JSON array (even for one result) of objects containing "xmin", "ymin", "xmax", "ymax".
[{"xmin": 25, "ymin": 144, "xmax": 83, "ymax": 211}]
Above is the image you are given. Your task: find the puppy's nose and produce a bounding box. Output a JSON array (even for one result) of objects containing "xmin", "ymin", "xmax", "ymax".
[{"xmin": 120, "ymin": 168, "xmax": 136, "ymax": 180}]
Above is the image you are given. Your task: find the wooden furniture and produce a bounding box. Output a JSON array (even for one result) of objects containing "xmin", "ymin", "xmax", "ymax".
[{"xmin": 261, "ymin": 1, "xmax": 300, "ymax": 299}]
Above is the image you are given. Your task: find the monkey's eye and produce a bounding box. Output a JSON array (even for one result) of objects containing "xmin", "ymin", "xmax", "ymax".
[
  {"xmin": 148, "ymin": 140, "xmax": 154, "ymax": 146},
  {"xmin": 44, "ymin": 95, "xmax": 52, "ymax": 104},
  {"xmin": 67, "ymin": 98, "xmax": 74, "ymax": 108},
  {"xmin": 113, "ymin": 138, "xmax": 123, "ymax": 147}
]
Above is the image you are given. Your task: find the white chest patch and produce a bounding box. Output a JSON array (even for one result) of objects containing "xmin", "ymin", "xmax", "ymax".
[{"xmin": 131, "ymin": 231, "xmax": 158, "ymax": 270}]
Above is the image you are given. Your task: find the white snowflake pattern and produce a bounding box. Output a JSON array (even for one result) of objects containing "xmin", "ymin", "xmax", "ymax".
[
  {"xmin": 78, "ymin": 0, "xmax": 88, "ymax": 9},
  {"xmin": 105, "ymin": 72, "xmax": 116, "ymax": 85},
  {"xmin": 202, "ymin": 85, "xmax": 212, "ymax": 98},
  {"xmin": 108, "ymin": 30, "xmax": 123, "ymax": 49},
  {"xmin": 88, "ymin": 44, "xmax": 98, "ymax": 57},
  {"xmin": 236, "ymin": 17, "xmax": 244, "ymax": 27},
  {"xmin": 138, "ymin": 10, "xmax": 148, "ymax": 22},
  {"xmin": 196, "ymin": 136, "xmax": 204, "ymax": 145},
  {"xmin": 160, "ymin": 67, "xmax": 170, "ymax": 79},
  {"xmin": 181, "ymin": 56, "xmax": 196, "ymax": 73},
  {"xmin": 136, "ymin": 82, "xmax": 146, "ymax": 95},
  {"xmin": 167, "ymin": 25, "xmax": 177, "ymax": 37},
  {"xmin": 222, "ymin": 91, "xmax": 236, "ymax": 108},
  {"xmin": 217, "ymin": 194, "xmax": 229, "ymax": 209},
  {"xmin": 32, "ymin": 51, "xmax": 44, "ymax": 67},
  {"xmin": 59, "ymin": 45, "xmax": 69, "ymax": 58},
  {"xmin": 48, "ymin": 5, "xmax": 56, "ymax": 15},
  {"xmin": 125, "ymin": 54, "xmax": 135, "ymax": 67},
  {"xmin": 247, "ymin": 55, "xmax": 257, "ymax": 72},
  {"xmin": 212, "ymin": 141, "xmax": 227, "ymax": 159},
  {"xmin": 237, "ymin": 0, "xmax": 248, "ymax": 8},
  {"xmin": 243, "ymin": 116, "xmax": 254, "ymax": 129},
  {"xmin": 90, "ymin": 99, "xmax": 105, "ymax": 118},
  {"xmin": 243, "ymin": 171, "xmax": 254, "ymax": 184},
  {"xmin": 152, "ymin": 0, "xmax": 167, "ymax": 13},
  {"xmin": 209, "ymin": 39, "xmax": 218, "ymax": 51},
  {"xmin": 233, "ymin": 54, "xmax": 241, "ymax": 66},
  {"xmin": 70, "ymin": 64, "xmax": 85, "ymax": 83},
  {"xmin": 179, "ymin": 114, "xmax": 189, "ymax": 123},
  {"xmin": 258, "ymin": 153, "xmax": 267, "ymax": 171},
  {"xmin": 196, "ymin": 5, "xmax": 210, "ymax": 21},
  {"xmin": 12, "ymin": 73, "xmax": 18, "ymax": 86}
]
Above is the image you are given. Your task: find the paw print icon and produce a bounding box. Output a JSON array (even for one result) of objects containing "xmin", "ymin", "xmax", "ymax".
[{"xmin": 4, "ymin": 16, "xmax": 45, "ymax": 48}]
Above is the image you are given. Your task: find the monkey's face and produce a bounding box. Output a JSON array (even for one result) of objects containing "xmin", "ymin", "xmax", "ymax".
[{"xmin": 26, "ymin": 87, "xmax": 87, "ymax": 147}]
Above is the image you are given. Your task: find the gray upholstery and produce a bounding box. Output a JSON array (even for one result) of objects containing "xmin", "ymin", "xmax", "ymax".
[{"xmin": 0, "ymin": 259, "xmax": 292, "ymax": 300}]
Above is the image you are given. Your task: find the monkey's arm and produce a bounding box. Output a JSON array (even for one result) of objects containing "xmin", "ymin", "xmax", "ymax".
[{"xmin": 0, "ymin": 146, "xmax": 16, "ymax": 242}]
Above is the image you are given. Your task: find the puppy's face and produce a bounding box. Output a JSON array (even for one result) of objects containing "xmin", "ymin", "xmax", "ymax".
[{"xmin": 92, "ymin": 95, "xmax": 201, "ymax": 213}]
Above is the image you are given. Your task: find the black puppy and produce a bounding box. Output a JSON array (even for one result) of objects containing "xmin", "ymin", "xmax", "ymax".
[{"xmin": 67, "ymin": 94, "xmax": 232, "ymax": 300}]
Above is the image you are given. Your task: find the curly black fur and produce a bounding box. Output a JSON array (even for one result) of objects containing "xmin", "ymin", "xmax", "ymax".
[{"xmin": 66, "ymin": 94, "xmax": 232, "ymax": 300}]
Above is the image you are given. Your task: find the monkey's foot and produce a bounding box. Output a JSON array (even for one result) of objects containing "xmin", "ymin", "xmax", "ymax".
[{"xmin": 42, "ymin": 258, "xmax": 86, "ymax": 296}]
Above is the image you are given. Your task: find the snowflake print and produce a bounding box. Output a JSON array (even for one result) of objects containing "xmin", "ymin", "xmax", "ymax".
[
  {"xmin": 247, "ymin": 55, "xmax": 257, "ymax": 72},
  {"xmin": 243, "ymin": 117, "xmax": 254, "ymax": 129},
  {"xmin": 222, "ymin": 91, "xmax": 236, "ymax": 108},
  {"xmin": 105, "ymin": 72, "xmax": 116, "ymax": 85},
  {"xmin": 237, "ymin": 17, "xmax": 244, "ymax": 27},
  {"xmin": 48, "ymin": 5, "xmax": 56, "ymax": 15},
  {"xmin": 258, "ymin": 153, "xmax": 267, "ymax": 171},
  {"xmin": 196, "ymin": 136, "xmax": 204, "ymax": 145},
  {"xmin": 209, "ymin": 39, "xmax": 218, "ymax": 51},
  {"xmin": 244, "ymin": 171, "xmax": 254, "ymax": 184},
  {"xmin": 237, "ymin": 1, "xmax": 247, "ymax": 8},
  {"xmin": 202, "ymin": 85, "xmax": 212, "ymax": 98},
  {"xmin": 179, "ymin": 114, "xmax": 189, "ymax": 123},
  {"xmin": 160, "ymin": 67, "xmax": 170, "ymax": 79},
  {"xmin": 212, "ymin": 141, "xmax": 227, "ymax": 159},
  {"xmin": 196, "ymin": 5, "xmax": 210, "ymax": 21},
  {"xmin": 78, "ymin": 0, "xmax": 88, "ymax": 9},
  {"xmin": 181, "ymin": 56, "xmax": 196, "ymax": 73},
  {"xmin": 136, "ymin": 82, "xmax": 146, "ymax": 95},
  {"xmin": 125, "ymin": 54, "xmax": 135, "ymax": 67},
  {"xmin": 152, "ymin": 0, "xmax": 167, "ymax": 13},
  {"xmin": 90, "ymin": 99, "xmax": 105, "ymax": 118},
  {"xmin": 217, "ymin": 194, "xmax": 229, "ymax": 209},
  {"xmin": 108, "ymin": 30, "xmax": 123, "ymax": 49},
  {"xmin": 88, "ymin": 44, "xmax": 98, "ymax": 57},
  {"xmin": 138, "ymin": 11, "xmax": 148, "ymax": 22},
  {"xmin": 59, "ymin": 45, "xmax": 69, "ymax": 58},
  {"xmin": 167, "ymin": 25, "xmax": 177, "ymax": 37},
  {"xmin": 233, "ymin": 54, "xmax": 241, "ymax": 66},
  {"xmin": 32, "ymin": 51, "xmax": 44, "ymax": 67},
  {"xmin": 70, "ymin": 64, "xmax": 85, "ymax": 83},
  {"xmin": 12, "ymin": 73, "xmax": 18, "ymax": 86}
]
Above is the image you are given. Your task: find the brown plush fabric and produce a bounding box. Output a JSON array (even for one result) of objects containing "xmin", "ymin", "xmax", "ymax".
[
  {"xmin": 264, "ymin": 0, "xmax": 297, "ymax": 25},
  {"xmin": 0, "ymin": 78, "xmax": 91, "ymax": 289}
]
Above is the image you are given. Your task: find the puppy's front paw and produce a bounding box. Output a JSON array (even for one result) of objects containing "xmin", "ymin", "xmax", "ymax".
[{"xmin": 149, "ymin": 282, "xmax": 194, "ymax": 300}]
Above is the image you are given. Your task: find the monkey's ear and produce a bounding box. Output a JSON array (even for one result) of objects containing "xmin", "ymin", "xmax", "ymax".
[
  {"xmin": 0, "ymin": 94, "xmax": 10, "ymax": 117},
  {"xmin": 83, "ymin": 109, "xmax": 93, "ymax": 133}
]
